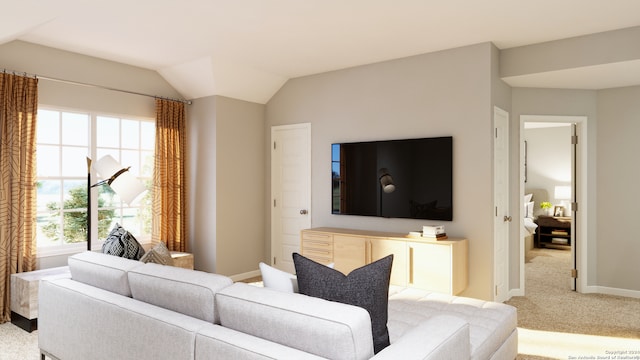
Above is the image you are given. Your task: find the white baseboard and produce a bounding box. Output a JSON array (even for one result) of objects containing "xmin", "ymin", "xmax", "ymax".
[
  {"xmin": 229, "ymin": 269, "xmax": 261, "ymax": 282},
  {"xmin": 584, "ymin": 285, "xmax": 640, "ymax": 299},
  {"xmin": 508, "ymin": 288, "xmax": 524, "ymax": 299}
]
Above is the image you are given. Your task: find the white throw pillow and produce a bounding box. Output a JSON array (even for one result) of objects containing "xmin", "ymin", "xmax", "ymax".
[
  {"xmin": 259, "ymin": 262, "xmax": 299, "ymax": 293},
  {"xmin": 259, "ymin": 261, "xmax": 335, "ymax": 293}
]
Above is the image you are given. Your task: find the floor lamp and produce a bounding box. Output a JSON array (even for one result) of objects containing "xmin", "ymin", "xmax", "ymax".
[{"xmin": 86, "ymin": 155, "xmax": 147, "ymax": 251}]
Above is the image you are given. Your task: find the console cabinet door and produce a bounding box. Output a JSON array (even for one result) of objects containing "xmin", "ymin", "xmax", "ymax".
[
  {"xmin": 370, "ymin": 238, "xmax": 407, "ymax": 287},
  {"xmin": 408, "ymin": 242, "xmax": 453, "ymax": 294},
  {"xmin": 333, "ymin": 235, "xmax": 368, "ymax": 275}
]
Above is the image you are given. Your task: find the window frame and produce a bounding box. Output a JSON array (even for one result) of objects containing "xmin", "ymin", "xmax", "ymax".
[{"xmin": 36, "ymin": 105, "xmax": 155, "ymax": 257}]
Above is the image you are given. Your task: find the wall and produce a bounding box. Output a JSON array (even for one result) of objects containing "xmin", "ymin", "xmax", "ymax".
[
  {"xmin": 596, "ymin": 85, "xmax": 640, "ymax": 293},
  {"xmin": 266, "ymin": 42, "xmax": 501, "ymax": 300},
  {"xmin": 188, "ymin": 95, "xmax": 265, "ymax": 276},
  {"xmin": 187, "ymin": 96, "xmax": 218, "ymax": 272},
  {"xmin": 524, "ymin": 125, "xmax": 573, "ymax": 207},
  {"xmin": 0, "ymin": 40, "xmax": 183, "ymax": 270}
]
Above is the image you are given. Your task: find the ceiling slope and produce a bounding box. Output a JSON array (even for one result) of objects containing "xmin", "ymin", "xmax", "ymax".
[{"xmin": 2, "ymin": 1, "xmax": 640, "ymax": 103}]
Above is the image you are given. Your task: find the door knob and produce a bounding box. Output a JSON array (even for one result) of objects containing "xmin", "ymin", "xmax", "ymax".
[
  {"xmin": 503, "ymin": 216, "xmax": 512, "ymax": 222},
  {"xmin": 300, "ymin": 209, "xmax": 308, "ymax": 215}
]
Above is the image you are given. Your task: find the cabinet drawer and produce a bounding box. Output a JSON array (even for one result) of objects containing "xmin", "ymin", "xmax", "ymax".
[
  {"xmin": 302, "ymin": 233, "xmax": 333, "ymax": 250},
  {"xmin": 301, "ymin": 231, "xmax": 333, "ymax": 263}
]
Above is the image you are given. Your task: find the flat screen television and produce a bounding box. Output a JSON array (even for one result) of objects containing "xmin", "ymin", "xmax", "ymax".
[{"xmin": 332, "ymin": 136, "xmax": 452, "ymax": 221}]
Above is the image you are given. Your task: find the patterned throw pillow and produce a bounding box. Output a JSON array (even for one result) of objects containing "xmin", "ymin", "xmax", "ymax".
[
  {"xmin": 293, "ymin": 252, "xmax": 393, "ymax": 354},
  {"xmin": 140, "ymin": 241, "xmax": 174, "ymax": 266},
  {"xmin": 102, "ymin": 223, "xmax": 145, "ymax": 260}
]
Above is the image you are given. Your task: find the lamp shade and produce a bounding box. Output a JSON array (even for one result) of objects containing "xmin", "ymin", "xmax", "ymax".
[
  {"xmin": 554, "ymin": 185, "xmax": 571, "ymax": 200},
  {"xmin": 378, "ymin": 168, "xmax": 396, "ymax": 194},
  {"xmin": 93, "ymin": 155, "xmax": 147, "ymax": 205}
]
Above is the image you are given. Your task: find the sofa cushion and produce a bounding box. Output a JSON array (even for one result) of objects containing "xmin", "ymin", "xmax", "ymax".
[
  {"xmin": 128, "ymin": 263, "xmax": 233, "ymax": 323},
  {"xmin": 294, "ymin": 252, "xmax": 393, "ymax": 354},
  {"xmin": 39, "ymin": 278, "xmax": 207, "ymax": 360},
  {"xmin": 68, "ymin": 251, "xmax": 144, "ymax": 296},
  {"xmin": 102, "ymin": 223, "xmax": 145, "ymax": 260},
  {"xmin": 372, "ymin": 315, "xmax": 470, "ymax": 360},
  {"xmin": 386, "ymin": 287, "xmax": 517, "ymax": 360},
  {"xmin": 196, "ymin": 324, "xmax": 327, "ymax": 360},
  {"xmin": 140, "ymin": 241, "xmax": 174, "ymax": 266},
  {"xmin": 216, "ymin": 282, "xmax": 374, "ymax": 360}
]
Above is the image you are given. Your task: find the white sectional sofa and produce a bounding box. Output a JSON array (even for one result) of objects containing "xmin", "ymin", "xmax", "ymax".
[{"xmin": 38, "ymin": 252, "xmax": 517, "ymax": 360}]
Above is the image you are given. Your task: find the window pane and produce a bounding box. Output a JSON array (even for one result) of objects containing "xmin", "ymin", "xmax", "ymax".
[
  {"xmin": 121, "ymin": 207, "xmax": 140, "ymax": 236},
  {"xmin": 62, "ymin": 112, "xmax": 89, "ymax": 146},
  {"xmin": 37, "ymin": 110, "xmax": 60, "ymax": 144},
  {"xmin": 97, "ymin": 116, "xmax": 120, "ymax": 148},
  {"xmin": 61, "ymin": 180, "xmax": 87, "ymax": 244},
  {"xmin": 97, "ymin": 186, "xmax": 117, "ymax": 208},
  {"xmin": 96, "ymin": 149, "xmax": 120, "ymax": 166},
  {"xmin": 37, "ymin": 145, "xmax": 60, "ymax": 177},
  {"xmin": 140, "ymin": 121, "xmax": 155, "ymax": 150},
  {"xmin": 37, "ymin": 212, "xmax": 61, "ymax": 247},
  {"xmin": 140, "ymin": 151, "xmax": 154, "ymax": 177},
  {"xmin": 97, "ymin": 208, "xmax": 117, "ymax": 239},
  {"xmin": 122, "ymin": 119, "xmax": 139, "ymax": 149},
  {"xmin": 61, "ymin": 147, "xmax": 88, "ymax": 177},
  {"xmin": 121, "ymin": 150, "xmax": 140, "ymax": 176},
  {"xmin": 37, "ymin": 180, "xmax": 61, "ymax": 212}
]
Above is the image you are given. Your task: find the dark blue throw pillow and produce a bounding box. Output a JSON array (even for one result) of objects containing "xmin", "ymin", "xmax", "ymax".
[{"xmin": 293, "ymin": 252, "xmax": 393, "ymax": 354}]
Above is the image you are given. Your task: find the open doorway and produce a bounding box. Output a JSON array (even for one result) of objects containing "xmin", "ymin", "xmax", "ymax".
[{"xmin": 519, "ymin": 115, "xmax": 588, "ymax": 295}]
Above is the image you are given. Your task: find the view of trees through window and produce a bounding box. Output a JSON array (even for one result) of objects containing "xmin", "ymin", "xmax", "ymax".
[{"xmin": 36, "ymin": 108, "xmax": 155, "ymax": 252}]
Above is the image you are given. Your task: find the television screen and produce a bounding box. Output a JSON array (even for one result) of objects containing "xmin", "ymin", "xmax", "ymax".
[{"xmin": 332, "ymin": 136, "xmax": 452, "ymax": 221}]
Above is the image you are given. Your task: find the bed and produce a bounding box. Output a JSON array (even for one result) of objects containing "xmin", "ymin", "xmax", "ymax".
[{"xmin": 523, "ymin": 188, "xmax": 548, "ymax": 252}]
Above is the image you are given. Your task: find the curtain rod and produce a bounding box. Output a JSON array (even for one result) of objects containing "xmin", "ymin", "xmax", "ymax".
[{"xmin": 2, "ymin": 68, "xmax": 192, "ymax": 105}]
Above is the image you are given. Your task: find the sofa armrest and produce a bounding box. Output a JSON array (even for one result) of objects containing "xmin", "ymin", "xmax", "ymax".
[{"xmin": 372, "ymin": 315, "xmax": 470, "ymax": 360}]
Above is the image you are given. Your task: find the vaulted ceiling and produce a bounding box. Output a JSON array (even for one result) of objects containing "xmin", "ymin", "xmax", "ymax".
[{"xmin": 3, "ymin": 0, "xmax": 640, "ymax": 103}]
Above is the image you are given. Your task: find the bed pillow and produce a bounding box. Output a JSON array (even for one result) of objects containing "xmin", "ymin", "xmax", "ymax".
[
  {"xmin": 524, "ymin": 201, "xmax": 535, "ymax": 218},
  {"xmin": 525, "ymin": 193, "xmax": 533, "ymax": 203},
  {"xmin": 293, "ymin": 252, "xmax": 393, "ymax": 354}
]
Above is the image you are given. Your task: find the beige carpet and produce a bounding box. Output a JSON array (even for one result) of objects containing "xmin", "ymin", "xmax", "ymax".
[
  {"xmin": 508, "ymin": 247, "xmax": 640, "ymax": 359},
  {"xmin": 0, "ymin": 321, "xmax": 40, "ymax": 360}
]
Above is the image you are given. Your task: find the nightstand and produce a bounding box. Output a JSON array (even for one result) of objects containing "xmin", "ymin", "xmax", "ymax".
[{"xmin": 535, "ymin": 215, "xmax": 572, "ymax": 248}]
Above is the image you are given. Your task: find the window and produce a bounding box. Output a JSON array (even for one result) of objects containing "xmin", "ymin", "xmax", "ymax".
[{"xmin": 36, "ymin": 108, "xmax": 154, "ymax": 255}]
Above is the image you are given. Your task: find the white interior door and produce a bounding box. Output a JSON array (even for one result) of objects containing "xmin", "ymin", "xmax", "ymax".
[
  {"xmin": 494, "ymin": 107, "xmax": 510, "ymax": 302},
  {"xmin": 271, "ymin": 124, "xmax": 311, "ymax": 274}
]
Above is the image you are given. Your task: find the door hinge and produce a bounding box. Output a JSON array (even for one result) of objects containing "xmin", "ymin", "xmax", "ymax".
[
  {"xmin": 273, "ymin": 141, "xmax": 277, "ymax": 150},
  {"xmin": 571, "ymin": 269, "xmax": 578, "ymax": 278},
  {"xmin": 571, "ymin": 135, "xmax": 578, "ymax": 145},
  {"xmin": 495, "ymin": 207, "xmax": 498, "ymax": 216},
  {"xmin": 495, "ymin": 128, "xmax": 498, "ymax": 138},
  {"xmin": 495, "ymin": 285, "xmax": 498, "ymax": 296},
  {"xmin": 571, "ymin": 202, "xmax": 578, "ymax": 212},
  {"xmin": 273, "ymin": 199, "xmax": 276, "ymax": 207},
  {"xmin": 273, "ymin": 257, "xmax": 277, "ymax": 265}
]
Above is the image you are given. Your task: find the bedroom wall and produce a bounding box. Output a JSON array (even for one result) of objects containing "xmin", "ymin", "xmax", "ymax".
[
  {"xmin": 596, "ymin": 85, "xmax": 640, "ymax": 293},
  {"xmin": 266, "ymin": 42, "xmax": 500, "ymax": 300},
  {"xmin": 524, "ymin": 125, "xmax": 573, "ymax": 208},
  {"xmin": 0, "ymin": 40, "xmax": 183, "ymax": 270}
]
